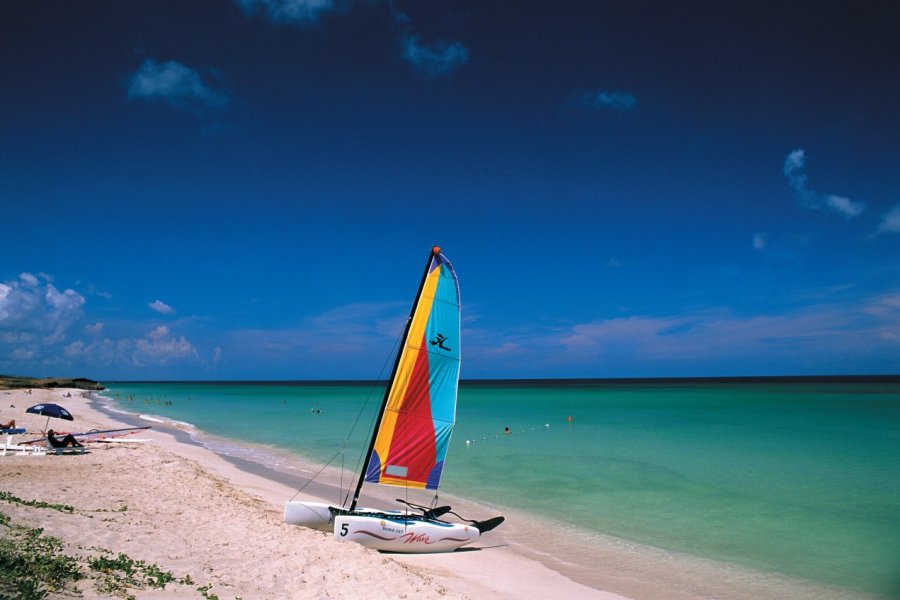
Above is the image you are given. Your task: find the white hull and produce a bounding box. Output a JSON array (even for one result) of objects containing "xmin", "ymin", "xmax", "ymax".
[
  {"xmin": 282, "ymin": 249, "xmax": 504, "ymax": 553},
  {"xmin": 333, "ymin": 513, "xmax": 480, "ymax": 553},
  {"xmin": 284, "ymin": 501, "xmax": 335, "ymax": 532},
  {"xmin": 283, "ymin": 501, "xmax": 408, "ymax": 533}
]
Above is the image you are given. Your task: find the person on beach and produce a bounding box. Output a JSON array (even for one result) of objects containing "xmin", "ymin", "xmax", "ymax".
[
  {"xmin": 46, "ymin": 429, "xmax": 84, "ymax": 448},
  {"xmin": 1, "ymin": 418, "xmax": 15, "ymax": 430}
]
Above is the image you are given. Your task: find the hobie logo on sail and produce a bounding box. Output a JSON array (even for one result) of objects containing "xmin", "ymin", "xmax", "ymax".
[{"xmin": 430, "ymin": 333, "xmax": 451, "ymax": 351}]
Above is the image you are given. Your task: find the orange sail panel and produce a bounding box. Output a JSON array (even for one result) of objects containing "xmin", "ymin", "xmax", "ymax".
[{"xmin": 365, "ymin": 251, "xmax": 460, "ymax": 490}]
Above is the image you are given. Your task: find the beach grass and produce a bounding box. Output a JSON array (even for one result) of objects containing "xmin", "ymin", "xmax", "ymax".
[{"xmin": 0, "ymin": 495, "xmax": 219, "ymax": 600}]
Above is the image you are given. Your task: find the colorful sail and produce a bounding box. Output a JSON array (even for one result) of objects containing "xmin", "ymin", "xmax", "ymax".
[{"xmin": 365, "ymin": 248, "xmax": 461, "ymax": 491}]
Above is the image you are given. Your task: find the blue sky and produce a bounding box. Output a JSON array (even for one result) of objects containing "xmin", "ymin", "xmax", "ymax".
[{"xmin": 2, "ymin": 1, "xmax": 899, "ymax": 380}]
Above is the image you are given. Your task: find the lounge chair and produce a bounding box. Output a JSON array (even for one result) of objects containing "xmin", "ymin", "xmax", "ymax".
[
  {"xmin": 1, "ymin": 427, "xmax": 39, "ymax": 456},
  {"xmin": 46, "ymin": 432, "xmax": 86, "ymax": 455},
  {"xmin": 1, "ymin": 426, "xmax": 26, "ymax": 438}
]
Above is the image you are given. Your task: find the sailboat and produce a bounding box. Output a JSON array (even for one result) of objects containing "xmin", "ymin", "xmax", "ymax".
[{"xmin": 284, "ymin": 246, "xmax": 504, "ymax": 553}]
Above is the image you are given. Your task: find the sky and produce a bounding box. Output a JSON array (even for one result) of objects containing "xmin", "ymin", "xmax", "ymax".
[{"xmin": 2, "ymin": 1, "xmax": 900, "ymax": 381}]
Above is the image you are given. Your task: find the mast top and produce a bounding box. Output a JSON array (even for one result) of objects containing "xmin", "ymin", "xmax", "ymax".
[{"xmin": 432, "ymin": 245, "xmax": 441, "ymax": 255}]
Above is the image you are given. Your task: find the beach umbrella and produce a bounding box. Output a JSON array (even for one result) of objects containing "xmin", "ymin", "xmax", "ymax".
[{"xmin": 25, "ymin": 403, "xmax": 74, "ymax": 432}]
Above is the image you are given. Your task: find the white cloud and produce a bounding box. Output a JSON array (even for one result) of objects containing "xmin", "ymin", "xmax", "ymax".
[
  {"xmin": 233, "ymin": 1, "xmax": 468, "ymax": 77},
  {"xmin": 0, "ymin": 273, "xmax": 85, "ymax": 353},
  {"xmin": 44, "ymin": 286, "xmax": 85, "ymax": 344},
  {"xmin": 133, "ymin": 326, "xmax": 198, "ymax": 366},
  {"xmin": 825, "ymin": 195, "xmax": 865, "ymax": 218},
  {"xmin": 571, "ymin": 89, "xmax": 637, "ymax": 112},
  {"xmin": 481, "ymin": 342, "xmax": 521, "ymax": 356},
  {"xmin": 571, "ymin": 298, "xmax": 899, "ymax": 364},
  {"xmin": 0, "ymin": 273, "xmax": 206, "ymax": 375},
  {"xmin": 459, "ymin": 288, "xmax": 900, "ymax": 377},
  {"xmin": 219, "ymin": 301, "xmax": 408, "ymax": 375},
  {"xmin": 783, "ymin": 149, "xmax": 865, "ymax": 218},
  {"xmin": 559, "ymin": 315, "xmax": 685, "ymax": 355},
  {"xmin": 63, "ymin": 326, "xmax": 200, "ymax": 369},
  {"xmin": 308, "ymin": 301, "xmax": 405, "ymax": 335},
  {"xmin": 752, "ymin": 232, "xmax": 767, "ymax": 250},
  {"xmin": 12, "ymin": 347, "xmax": 35, "ymax": 361},
  {"xmin": 19, "ymin": 273, "xmax": 39, "ymax": 287},
  {"xmin": 149, "ymin": 299, "xmax": 176, "ymax": 315},
  {"xmin": 401, "ymin": 34, "xmax": 469, "ymax": 76},
  {"xmin": 862, "ymin": 292, "xmax": 900, "ymax": 317},
  {"xmin": 783, "ymin": 149, "xmax": 809, "ymax": 197},
  {"xmin": 127, "ymin": 58, "xmax": 228, "ymax": 111},
  {"xmin": 877, "ymin": 204, "xmax": 900, "ymax": 234},
  {"xmin": 234, "ymin": 0, "xmax": 336, "ymax": 23},
  {"xmin": 750, "ymin": 231, "xmax": 815, "ymax": 260}
]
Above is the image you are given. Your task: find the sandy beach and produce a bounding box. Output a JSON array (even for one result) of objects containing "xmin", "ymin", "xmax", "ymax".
[
  {"xmin": 1, "ymin": 388, "xmax": 871, "ymax": 600},
  {"xmin": 0, "ymin": 388, "xmax": 620, "ymax": 600}
]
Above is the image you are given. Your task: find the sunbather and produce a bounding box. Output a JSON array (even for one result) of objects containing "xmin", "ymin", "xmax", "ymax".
[
  {"xmin": 1, "ymin": 418, "xmax": 15, "ymax": 429},
  {"xmin": 46, "ymin": 429, "xmax": 84, "ymax": 448}
]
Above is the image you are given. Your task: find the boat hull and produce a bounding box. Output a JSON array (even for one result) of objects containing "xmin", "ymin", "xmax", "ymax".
[
  {"xmin": 283, "ymin": 501, "xmax": 408, "ymax": 532},
  {"xmin": 283, "ymin": 501, "xmax": 334, "ymax": 532},
  {"xmin": 333, "ymin": 513, "xmax": 480, "ymax": 553}
]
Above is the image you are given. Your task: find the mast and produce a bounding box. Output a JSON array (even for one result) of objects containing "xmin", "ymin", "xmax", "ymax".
[{"xmin": 348, "ymin": 245, "xmax": 443, "ymax": 512}]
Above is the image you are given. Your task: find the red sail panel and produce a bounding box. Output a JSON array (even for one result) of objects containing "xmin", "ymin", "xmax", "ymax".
[{"xmin": 381, "ymin": 332, "xmax": 437, "ymax": 485}]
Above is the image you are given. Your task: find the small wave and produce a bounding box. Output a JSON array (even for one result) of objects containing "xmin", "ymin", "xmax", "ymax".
[
  {"xmin": 135, "ymin": 414, "xmax": 198, "ymax": 435},
  {"xmin": 138, "ymin": 414, "xmax": 168, "ymax": 424},
  {"xmin": 92, "ymin": 392, "xmax": 136, "ymax": 416},
  {"xmin": 201, "ymin": 439, "xmax": 280, "ymax": 466}
]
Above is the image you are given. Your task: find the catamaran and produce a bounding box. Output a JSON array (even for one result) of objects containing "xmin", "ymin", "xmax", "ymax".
[{"xmin": 284, "ymin": 246, "xmax": 504, "ymax": 553}]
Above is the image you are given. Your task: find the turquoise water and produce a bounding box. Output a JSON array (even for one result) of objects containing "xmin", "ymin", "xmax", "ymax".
[{"xmin": 101, "ymin": 378, "xmax": 900, "ymax": 598}]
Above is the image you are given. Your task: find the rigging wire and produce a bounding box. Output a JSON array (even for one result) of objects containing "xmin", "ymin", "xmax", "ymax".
[
  {"xmin": 342, "ymin": 328, "xmax": 404, "ymax": 506},
  {"xmin": 288, "ymin": 329, "xmax": 403, "ymax": 504}
]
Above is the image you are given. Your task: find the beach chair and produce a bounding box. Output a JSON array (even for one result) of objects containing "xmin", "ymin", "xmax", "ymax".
[
  {"xmin": 1, "ymin": 427, "xmax": 39, "ymax": 456},
  {"xmin": 44, "ymin": 432, "xmax": 87, "ymax": 455},
  {"xmin": 2, "ymin": 427, "xmax": 26, "ymax": 442}
]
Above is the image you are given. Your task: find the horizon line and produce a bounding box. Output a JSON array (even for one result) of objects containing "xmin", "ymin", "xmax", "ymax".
[{"xmin": 98, "ymin": 374, "xmax": 900, "ymax": 386}]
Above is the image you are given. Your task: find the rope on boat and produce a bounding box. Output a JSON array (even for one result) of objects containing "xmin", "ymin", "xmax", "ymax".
[{"xmin": 288, "ymin": 330, "xmax": 403, "ymax": 505}]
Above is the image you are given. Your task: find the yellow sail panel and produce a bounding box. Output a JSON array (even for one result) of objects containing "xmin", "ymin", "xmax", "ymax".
[
  {"xmin": 365, "ymin": 250, "xmax": 460, "ymax": 491},
  {"xmin": 369, "ymin": 266, "xmax": 440, "ymax": 475}
]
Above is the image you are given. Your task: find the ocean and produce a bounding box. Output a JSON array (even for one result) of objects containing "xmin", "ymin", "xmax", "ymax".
[{"xmin": 99, "ymin": 378, "xmax": 900, "ymax": 598}]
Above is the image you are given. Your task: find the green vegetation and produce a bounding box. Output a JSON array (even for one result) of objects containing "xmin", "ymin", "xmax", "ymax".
[
  {"xmin": 0, "ymin": 374, "xmax": 104, "ymax": 391},
  {"xmin": 198, "ymin": 583, "xmax": 221, "ymax": 600},
  {"xmin": 88, "ymin": 550, "xmax": 192, "ymax": 597},
  {"xmin": 0, "ymin": 510, "xmax": 233, "ymax": 599},
  {"xmin": 0, "ymin": 491, "xmax": 75, "ymax": 514},
  {"xmin": 0, "ymin": 522, "xmax": 82, "ymax": 600}
]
